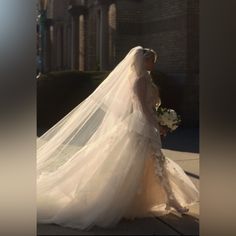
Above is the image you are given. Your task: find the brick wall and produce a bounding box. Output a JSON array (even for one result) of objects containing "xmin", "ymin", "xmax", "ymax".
[
  {"xmin": 115, "ymin": 0, "xmax": 143, "ymax": 62},
  {"xmin": 184, "ymin": 0, "xmax": 199, "ymax": 126},
  {"xmin": 42, "ymin": 0, "xmax": 199, "ymax": 126},
  {"xmin": 140, "ymin": 0, "xmax": 199, "ymax": 126}
]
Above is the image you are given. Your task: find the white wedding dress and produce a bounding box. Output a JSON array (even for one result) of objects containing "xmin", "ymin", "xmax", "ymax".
[{"xmin": 37, "ymin": 46, "xmax": 199, "ymax": 230}]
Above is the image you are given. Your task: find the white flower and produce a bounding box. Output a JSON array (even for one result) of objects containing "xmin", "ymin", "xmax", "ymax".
[{"xmin": 156, "ymin": 107, "xmax": 181, "ymax": 132}]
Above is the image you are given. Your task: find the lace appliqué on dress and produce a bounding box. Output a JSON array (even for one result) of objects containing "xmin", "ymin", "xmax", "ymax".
[{"xmin": 152, "ymin": 151, "xmax": 189, "ymax": 214}]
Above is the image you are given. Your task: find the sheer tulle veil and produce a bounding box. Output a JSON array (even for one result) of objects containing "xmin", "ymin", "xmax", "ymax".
[
  {"xmin": 37, "ymin": 46, "xmax": 199, "ymax": 229},
  {"xmin": 37, "ymin": 46, "xmax": 161, "ymax": 177}
]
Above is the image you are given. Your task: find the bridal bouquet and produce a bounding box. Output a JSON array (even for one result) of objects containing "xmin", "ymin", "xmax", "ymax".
[{"xmin": 155, "ymin": 106, "xmax": 181, "ymax": 134}]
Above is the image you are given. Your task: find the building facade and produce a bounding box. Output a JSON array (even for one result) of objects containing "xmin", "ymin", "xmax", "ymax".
[{"xmin": 37, "ymin": 0, "xmax": 199, "ymax": 126}]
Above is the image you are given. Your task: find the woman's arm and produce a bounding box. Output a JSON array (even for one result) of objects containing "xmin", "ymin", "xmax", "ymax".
[{"xmin": 133, "ymin": 76, "xmax": 160, "ymax": 130}]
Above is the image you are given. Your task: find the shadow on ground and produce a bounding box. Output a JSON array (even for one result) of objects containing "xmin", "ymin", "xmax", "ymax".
[{"xmin": 37, "ymin": 213, "xmax": 199, "ymax": 235}]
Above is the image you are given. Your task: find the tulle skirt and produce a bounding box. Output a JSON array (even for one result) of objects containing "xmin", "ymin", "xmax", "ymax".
[{"xmin": 37, "ymin": 126, "xmax": 199, "ymax": 230}]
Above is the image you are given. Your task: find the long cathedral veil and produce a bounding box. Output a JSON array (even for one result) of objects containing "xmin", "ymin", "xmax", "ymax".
[
  {"xmin": 37, "ymin": 46, "xmax": 160, "ymax": 177},
  {"xmin": 37, "ymin": 46, "xmax": 198, "ymax": 229}
]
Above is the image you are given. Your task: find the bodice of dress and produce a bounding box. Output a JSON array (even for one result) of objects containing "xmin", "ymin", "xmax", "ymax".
[{"xmin": 145, "ymin": 76, "xmax": 160, "ymax": 112}]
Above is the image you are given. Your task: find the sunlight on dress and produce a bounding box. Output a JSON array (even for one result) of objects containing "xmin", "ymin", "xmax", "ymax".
[{"xmin": 37, "ymin": 46, "xmax": 199, "ymax": 230}]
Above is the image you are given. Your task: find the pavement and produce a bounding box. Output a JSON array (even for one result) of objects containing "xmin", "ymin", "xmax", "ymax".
[
  {"xmin": 161, "ymin": 127, "xmax": 199, "ymax": 153},
  {"xmin": 37, "ymin": 127, "xmax": 199, "ymax": 235}
]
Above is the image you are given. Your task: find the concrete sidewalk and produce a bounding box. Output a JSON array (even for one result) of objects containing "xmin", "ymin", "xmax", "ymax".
[{"xmin": 37, "ymin": 149, "xmax": 199, "ymax": 235}]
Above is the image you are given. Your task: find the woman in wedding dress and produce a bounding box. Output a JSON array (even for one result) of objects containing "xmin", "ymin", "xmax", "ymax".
[{"xmin": 37, "ymin": 46, "xmax": 199, "ymax": 230}]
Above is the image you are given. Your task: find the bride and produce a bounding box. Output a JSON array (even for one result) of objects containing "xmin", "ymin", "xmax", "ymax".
[{"xmin": 37, "ymin": 46, "xmax": 199, "ymax": 230}]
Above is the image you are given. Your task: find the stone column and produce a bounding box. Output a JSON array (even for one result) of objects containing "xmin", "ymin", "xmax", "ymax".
[
  {"xmin": 100, "ymin": 4, "xmax": 109, "ymax": 70},
  {"xmin": 68, "ymin": 4, "xmax": 87, "ymax": 70},
  {"xmin": 71, "ymin": 16, "xmax": 80, "ymax": 70},
  {"xmin": 43, "ymin": 19, "xmax": 53, "ymax": 73},
  {"xmin": 96, "ymin": 9, "xmax": 101, "ymax": 69},
  {"xmin": 71, "ymin": 17, "xmax": 75, "ymax": 69},
  {"xmin": 79, "ymin": 15, "xmax": 85, "ymax": 71}
]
